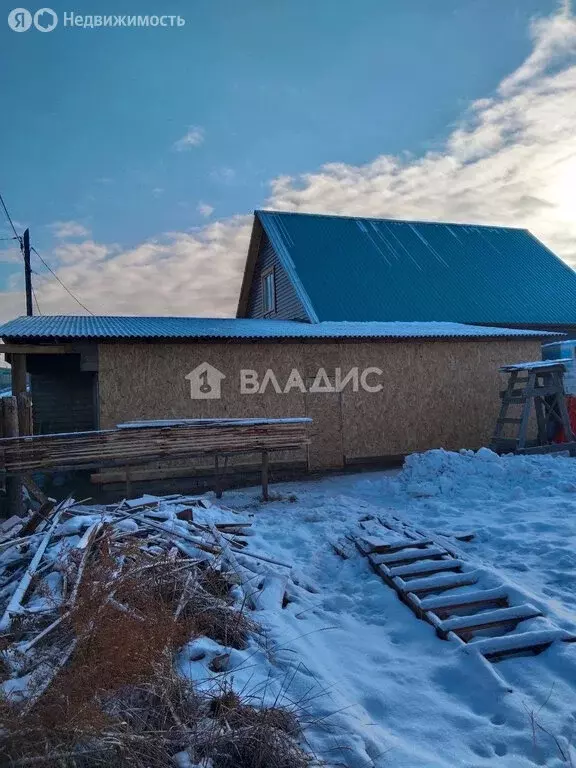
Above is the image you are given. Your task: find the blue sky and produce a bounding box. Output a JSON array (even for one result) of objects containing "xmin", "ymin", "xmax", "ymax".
[{"xmin": 0, "ymin": 0, "xmax": 574, "ymax": 320}]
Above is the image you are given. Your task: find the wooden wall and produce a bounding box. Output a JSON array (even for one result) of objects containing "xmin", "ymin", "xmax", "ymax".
[
  {"xmin": 245, "ymin": 233, "xmax": 310, "ymax": 321},
  {"xmin": 27, "ymin": 354, "xmax": 97, "ymax": 435},
  {"xmin": 98, "ymin": 337, "xmax": 541, "ymax": 469}
]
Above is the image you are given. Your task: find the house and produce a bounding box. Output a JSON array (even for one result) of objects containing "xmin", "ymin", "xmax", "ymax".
[
  {"xmin": 0, "ymin": 315, "xmax": 554, "ymax": 475},
  {"xmin": 237, "ymin": 211, "xmax": 576, "ymax": 334},
  {"xmin": 1, "ymin": 209, "xmax": 570, "ymax": 479}
]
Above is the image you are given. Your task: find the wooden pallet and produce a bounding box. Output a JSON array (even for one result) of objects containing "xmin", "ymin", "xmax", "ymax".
[{"xmin": 354, "ymin": 515, "xmax": 576, "ymax": 663}]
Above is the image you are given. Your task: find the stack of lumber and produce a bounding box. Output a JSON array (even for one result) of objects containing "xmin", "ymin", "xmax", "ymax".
[{"xmin": 0, "ymin": 417, "xmax": 311, "ymax": 476}]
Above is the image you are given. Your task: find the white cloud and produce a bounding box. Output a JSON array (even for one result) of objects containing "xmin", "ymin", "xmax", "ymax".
[
  {"xmin": 52, "ymin": 240, "xmax": 116, "ymax": 266},
  {"xmin": 0, "ymin": 245, "xmax": 22, "ymax": 265},
  {"xmin": 266, "ymin": 11, "xmax": 576, "ymax": 268},
  {"xmin": 173, "ymin": 126, "xmax": 205, "ymax": 151},
  {"xmin": 197, "ymin": 202, "xmax": 214, "ymax": 218},
  {"xmin": 0, "ymin": 219, "xmax": 251, "ymax": 322},
  {"xmin": 50, "ymin": 220, "xmax": 91, "ymax": 239},
  {"xmin": 0, "ymin": 9, "xmax": 575, "ymax": 325}
]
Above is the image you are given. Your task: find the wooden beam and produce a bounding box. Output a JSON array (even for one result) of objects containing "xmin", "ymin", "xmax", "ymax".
[
  {"xmin": 261, "ymin": 450, "xmax": 269, "ymax": 501},
  {"xmin": 11, "ymin": 354, "xmax": 26, "ymax": 396},
  {"xmin": 2, "ymin": 397, "xmax": 23, "ymax": 518},
  {"xmin": 17, "ymin": 393, "xmax": 33, "ymax": 436},
  {"xmin": 0, "ymin": 344, "xmax": 75, "ymax": 355}
]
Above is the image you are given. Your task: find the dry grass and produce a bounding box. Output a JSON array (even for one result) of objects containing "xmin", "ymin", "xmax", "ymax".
[{"xmin": 0, "ymin": 530, "xmax": 311, "ymax": 768}]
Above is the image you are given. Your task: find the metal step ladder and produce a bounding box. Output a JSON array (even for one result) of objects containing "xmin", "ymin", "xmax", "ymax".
[{"xmin": 490, "ymin": 361, "xmax": 576, "ymax": 455}]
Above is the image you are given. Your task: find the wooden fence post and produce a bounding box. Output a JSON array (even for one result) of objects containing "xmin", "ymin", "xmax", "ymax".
[
  {"xmin": 261, "ymin": 450, "xmax": 269, "ymax": 502},
  {"xmin": 17, "ymin": 393, "xmax": 33, "ymax": 436},
  {"xmin": 3, "ymin": 397, "xmax": 24, "ymax": 518},
  {"xmin": 10, "ymin": 355, "xmax": 26, "ymax": 398}
]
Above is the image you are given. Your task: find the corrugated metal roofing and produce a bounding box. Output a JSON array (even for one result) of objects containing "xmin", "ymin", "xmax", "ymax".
[
  {"xmin": 256, "ymin": 210, "xmax": 576, "ymax": 325},
  {"xmin": 0, "ymin": 315, "xmax": 556, "ymax": 341}
]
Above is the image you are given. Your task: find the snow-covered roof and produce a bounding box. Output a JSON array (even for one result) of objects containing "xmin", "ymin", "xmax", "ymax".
[
  {"xmin": 500, "ymin": 359, "xmax": 567, "ymax": 371},
  {"xmin": 0, "ymin": 315, "xmax": 559, "ymax": 342}
]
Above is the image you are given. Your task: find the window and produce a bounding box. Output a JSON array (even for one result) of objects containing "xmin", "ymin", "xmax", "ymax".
[{"xmin": 262, "ymin": 269, "xmax": 276, "ymax": 314}]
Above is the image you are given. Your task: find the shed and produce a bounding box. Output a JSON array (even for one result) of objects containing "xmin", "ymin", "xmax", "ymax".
[{"xmin": 0, "ymin": 315, "xmax": 554, "ymax": 475}]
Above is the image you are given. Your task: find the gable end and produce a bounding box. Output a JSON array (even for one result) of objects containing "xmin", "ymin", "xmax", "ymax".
[
  {"xmin": 245, "ymin": 233, "xmax": 310, "ymax": 320},
  {"xmin": 237, "ymin": 218, "xmax": 313, "ymax": 321}
]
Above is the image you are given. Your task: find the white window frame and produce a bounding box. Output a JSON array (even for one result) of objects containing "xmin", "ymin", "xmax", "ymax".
[{"xmin": 262, "ymin": 268, "xmax": 276, "ymax": 314}]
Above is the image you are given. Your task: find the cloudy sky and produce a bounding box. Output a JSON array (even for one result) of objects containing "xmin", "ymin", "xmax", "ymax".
[{"xmin": 0, "ymin": 0, "xmax": 574, "ymax": 324}]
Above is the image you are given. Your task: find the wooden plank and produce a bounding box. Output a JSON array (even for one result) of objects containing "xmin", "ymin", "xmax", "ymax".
[
  {"xmin": 473, "ymin": 630, "xmax": 573, "ymax": 662},
  {"xmin": 10, "ymin": 354, "xmax": 26, "ymax": 396},
  {"xmin": 358, "ymin": 536, "xmax": 433, "ymax": 555},
  {"xmin": 401, "ymin": 570, "xmax": 479, "ymax": 597},
  {"xmin": 2, "ymin": 396, "xmax": 22, "ymax": 518},
  {"xmin": 520, "ymin": 442, "xmax": 576, "ymax": 455},
  {"xmin": 375, "ymin": 545, "xmax": 447, "ymax": 566},
  {"xmin": 0, "ymin": 502, "xmax": 66, "ymax": 631},
  {"xmin": 419, "ymin": 587, "xmax": 509, "ymax": 618},
  {"xmin": 0, "ymin": 344, "xmax": 75, "ymax": 355},
  {"xmin": 387, "ymin": 559, "xmax": 464, "ymax": 579},
  {"xmin": 261, "ymin": 450, "xmax": 269, "ymax": 501},
  {"xmin": 91, "ymin": 458, "xmax": 308, "ymax": 484},
  {"xmin": 517, "ymin": 371, "xmax": 535, "ymax": 450},
  {"xmin": 17, "ymin": 393, "xmax": 33, "ymax": 436},
  {"xmin": 22, "ymin": 474, "xmax": 48, "ymax": 506},
  {"xmin": 19, "ymin": 499, "xmax": 56, "ymax": 535},
  {"xmin": 438, "ymin": 604, "xmax": 541, "ymax": 641}
]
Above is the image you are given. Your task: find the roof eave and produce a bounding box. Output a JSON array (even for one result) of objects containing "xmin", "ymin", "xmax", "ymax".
[{"xmin": 236, "ymin": 214, "xmax": 264, "ymax": 318}]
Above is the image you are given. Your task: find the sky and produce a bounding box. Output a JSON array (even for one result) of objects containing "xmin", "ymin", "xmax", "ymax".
[{"xmin": 0, "ymin": 0, "xmax": 575, "ymax": 327}]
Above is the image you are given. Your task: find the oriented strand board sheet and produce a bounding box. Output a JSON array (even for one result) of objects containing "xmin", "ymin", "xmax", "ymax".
[{"xmin": 98, "ymin": 338, "xmax": 541, "ymax": 469}]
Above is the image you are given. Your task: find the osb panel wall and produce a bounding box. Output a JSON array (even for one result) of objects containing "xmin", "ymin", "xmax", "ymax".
[
  {"xmin": 98, "ymin": 338, "xmax": 541, "ymax": 469},
  {"xmin": 98, "ymin": 342, "xmax": 310, "ymax": 468},
  {"xmin": 337, "ymin": 339, "xmax": 541, "ymax": 458}
]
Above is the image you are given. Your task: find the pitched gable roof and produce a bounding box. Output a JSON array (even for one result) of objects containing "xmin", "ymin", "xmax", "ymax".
[{"xmin": 238, "ymin": 210, "xmax": 576, "ymax": 326}]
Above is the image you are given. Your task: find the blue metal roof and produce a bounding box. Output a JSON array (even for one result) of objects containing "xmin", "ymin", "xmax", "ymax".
[
  {"xmin": 0, "ymin": 315, "xmax": 556, "ymax": 341},
  {"xmin": 256, "ymin": 210, "xmax": 576, "ymax": 325}
]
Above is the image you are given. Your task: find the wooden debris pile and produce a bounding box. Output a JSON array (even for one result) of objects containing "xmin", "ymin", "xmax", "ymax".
[{"xmin": 0, "ymin": 493, "xmax": 311, "ymax": 768}]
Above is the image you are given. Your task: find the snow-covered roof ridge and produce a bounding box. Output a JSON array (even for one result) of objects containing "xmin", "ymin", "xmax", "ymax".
[{"xmin": 0, "ymin": 315, "xmax": 561, "ymax": 341}]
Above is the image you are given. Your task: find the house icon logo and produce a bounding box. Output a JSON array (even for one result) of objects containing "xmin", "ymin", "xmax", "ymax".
[{"xmin": 185, "ymin": 362, "xmax": 226, "ymax": 400}]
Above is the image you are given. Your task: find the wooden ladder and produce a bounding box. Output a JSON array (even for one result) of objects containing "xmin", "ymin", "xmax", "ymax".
[
  {"xmin": 490, "ymin": 362, "xmax": 576, "ymax": 455},
  {"xmin": 353, "ymin": 514, "xmax": 576, "ymax": 664}
]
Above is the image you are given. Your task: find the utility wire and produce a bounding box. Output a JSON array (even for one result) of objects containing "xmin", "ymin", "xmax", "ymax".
[
  {"xmin": 0, "ymin": 189, "xmax": 43, "ymax": 316},
  {"xmin": 31, "ymin": 285, "xmax": 41, "ymax": 315},
  {"xmin": 0, "ymin": 192, "xmax": 22, "ymax": 244},
  {"xmin": 31, "ymin": 246, "xmax": 93, "ymax": 315},
  {"xmin": 1, "ymin": 189, "xmax": 91, "ymax": 316}
]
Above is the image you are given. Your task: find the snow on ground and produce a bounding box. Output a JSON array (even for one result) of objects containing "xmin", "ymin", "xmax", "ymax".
[{"xmin": 216, "ymin": 450, "xmax": 576, "ymax": 767}]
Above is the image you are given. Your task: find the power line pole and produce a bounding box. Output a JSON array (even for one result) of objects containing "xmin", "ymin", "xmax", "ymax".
[{"xmin": 23, "ymin": 228, "xmax": 32, "ymax": 316}]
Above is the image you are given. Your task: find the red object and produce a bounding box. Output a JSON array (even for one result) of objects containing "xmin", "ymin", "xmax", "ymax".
[{"xmin": 556, "ymin": 395, "xmax": 576, "ymax": 443}]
